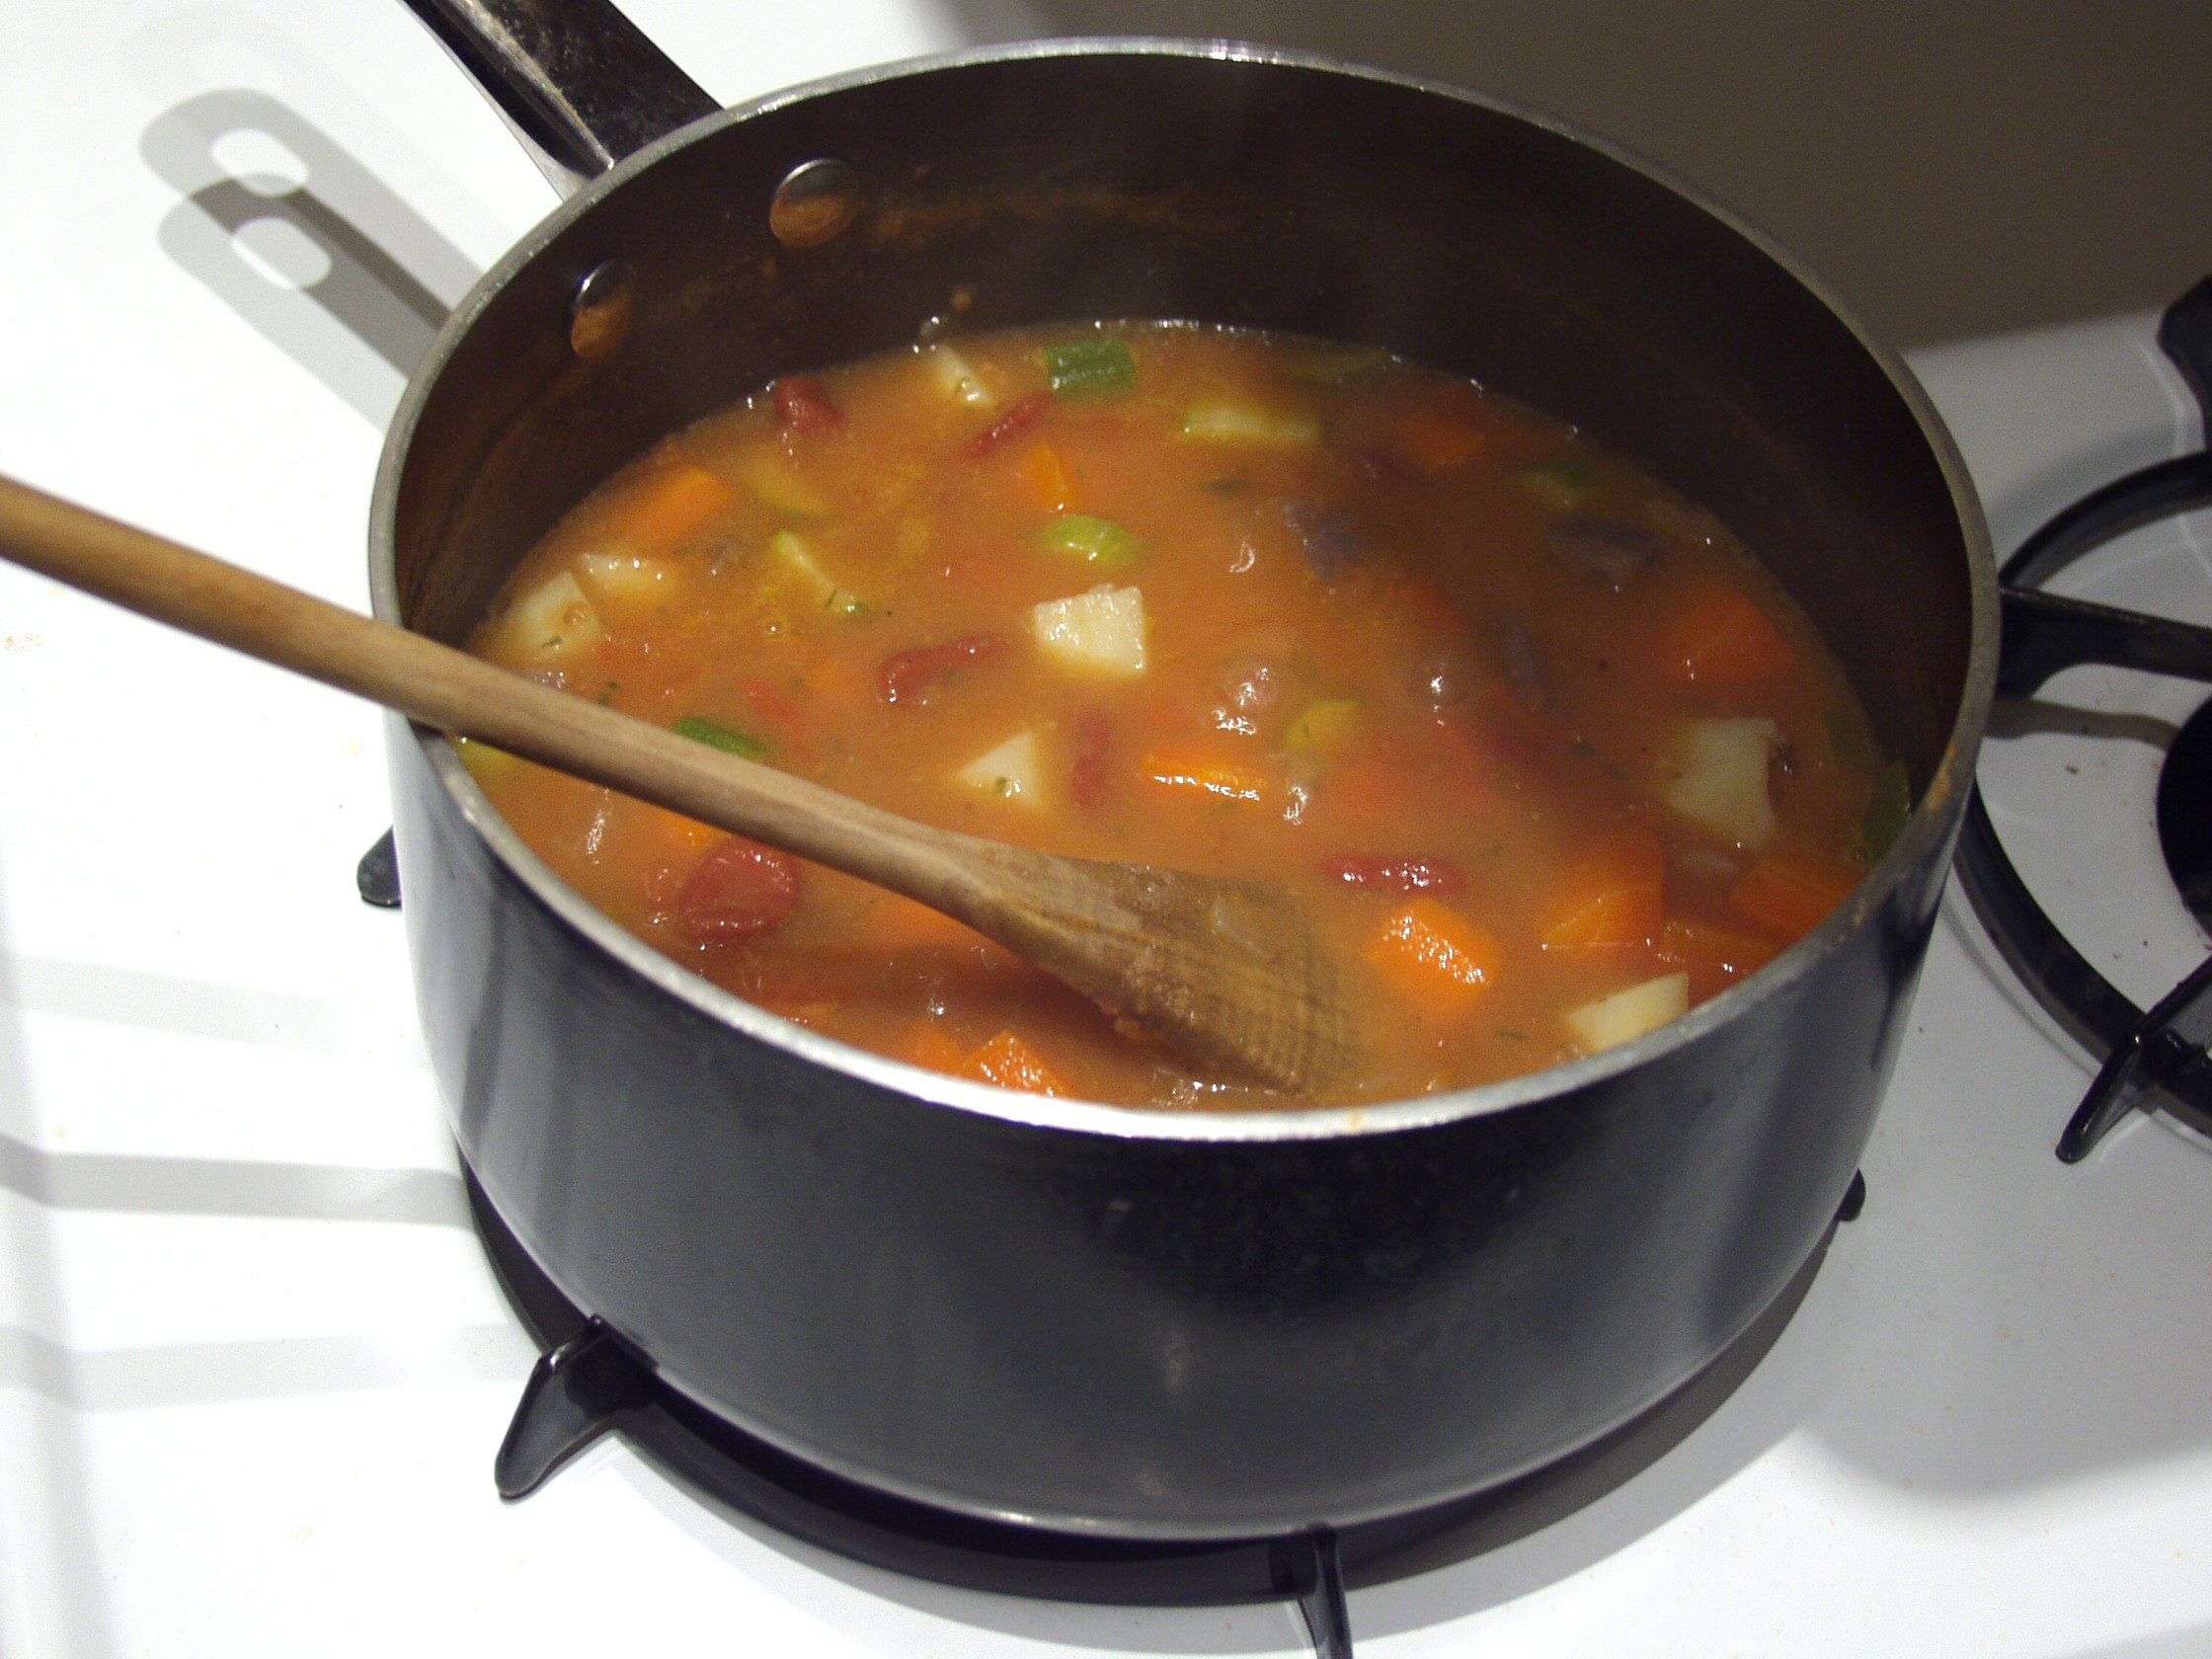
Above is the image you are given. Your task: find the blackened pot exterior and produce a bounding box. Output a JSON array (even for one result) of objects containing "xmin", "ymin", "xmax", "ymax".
[{"xmin": 371, "ymin": 42, "xmax": 1996, "ymax": 1535}]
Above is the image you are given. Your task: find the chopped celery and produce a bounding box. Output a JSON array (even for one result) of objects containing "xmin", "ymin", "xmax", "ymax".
[
  {"xmin": 1032, "ymin": 514, "xmax": 1140, "ymax": 570},
  {"xmin": 1514, "ymin": 458, "xmax": 1600, "ymax": 510},
  {"xmin": 1179, "ymin": 401, "xmax": 1321, "ymax": 446},
  {"xmin": 1043, "ymin": 338, "xmax": 1135, "ymax": 398},
  {"xmin": 1857, "ymin": 758, "xmax": 1913, "ymax": 864},
  {"xmin": 672, "ymin": 715, "xmax": 769, "ymax": 759},
  {"xmin": 1823, "ymin": 708, "xmax": 1877, "ymax": 769},
  {"xmin": 1289, "ymin": 345, "xmax": 1390, "ymax": 385}
]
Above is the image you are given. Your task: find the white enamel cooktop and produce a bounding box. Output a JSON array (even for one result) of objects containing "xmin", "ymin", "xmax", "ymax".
[{"xmin": 4, "ymin": 3, "xmax": 2211, "ymax": 1654}]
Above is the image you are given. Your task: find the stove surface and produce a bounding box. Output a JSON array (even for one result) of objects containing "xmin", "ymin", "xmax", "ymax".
[{"xmin": 5, "ymin": 4, "xmax": 2212, "ymax": 1655}]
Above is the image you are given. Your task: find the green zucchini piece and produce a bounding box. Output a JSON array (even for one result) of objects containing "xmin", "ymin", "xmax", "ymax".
[
  {"xmin": 672, "ymin": 715, "xmax": 769, "ymax": 759},
  {"xmin": 1043, "ymin": 338, "xmax": 1136, "ymax": 398},
  {"xmin": 1032, "ymin": 514, "xmax": 1141, "ymax": 569}
]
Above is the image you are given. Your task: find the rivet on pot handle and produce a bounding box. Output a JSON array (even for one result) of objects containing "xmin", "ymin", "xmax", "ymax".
[{"xmin": 396, "ymin": 0, "xmax": 719, "ymax": 198}]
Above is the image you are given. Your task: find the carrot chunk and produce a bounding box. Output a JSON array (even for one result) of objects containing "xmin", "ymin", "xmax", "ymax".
[
  {"xmin": 1013, "ymin": 441, "xmax": 1075, "ymax": 514},
  {"xmin": 1367, "ymin": 898, "xmax": 1501, "ymax": 1020},
  {"xmin": 618, "ymin": 463, "xmax": 733, "ymax": 558},
  {"xmin": 1655, "ymin": 915, "xmax": 1780, "ymax": 1000},
  {"xmin": 897, "ymin": 1018, "xmax": 969, "ymax": 1075},
  {"xmin": 1662, "ymin": 584, "xmax": 1795, "ymax": 687},
  {"xmin": 1140, "ymin": 746, "xmax": 1269, "ymax": 803},
  {"xmin": 1727, "ymin": 850, "xmax": 1859, "ymax": 941},
  {"xmin": 1540, "ymin": 827, "xmax": 1664, "ymax": 953},
  {"xmin": 962, "ymin": 1030, "xmax": 1069, "ymax": 1095}
]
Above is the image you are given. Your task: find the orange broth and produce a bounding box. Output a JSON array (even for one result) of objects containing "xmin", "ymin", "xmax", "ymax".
[{"xmin": 463, "ymin": 324, "xmax": 1900, "ymax": 1108}]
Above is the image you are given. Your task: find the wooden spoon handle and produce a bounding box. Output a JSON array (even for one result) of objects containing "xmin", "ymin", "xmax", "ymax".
[
  {"xmin": 0, "ymin": 474, "xmax": 1364, "ymax": 1092},
  {"xmin": 0, "ymin": 475, "xmax": 1020, "ymax": 913}
]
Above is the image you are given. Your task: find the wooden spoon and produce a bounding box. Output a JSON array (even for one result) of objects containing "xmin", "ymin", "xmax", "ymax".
[{"xmin": 0, "ymin": 475, "xmax": 1364, "ymax": 1094}]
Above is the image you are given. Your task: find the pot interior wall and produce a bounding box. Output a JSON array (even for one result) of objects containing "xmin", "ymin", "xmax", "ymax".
[{"xmin": 389, "ymin": 48, "xmax": 1975, "ymax": 787}]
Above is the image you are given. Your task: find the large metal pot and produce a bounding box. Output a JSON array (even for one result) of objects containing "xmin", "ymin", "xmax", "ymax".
[{"xmin": 371, "ymin": 2, "xmax": 1997, "ymax": 1535}]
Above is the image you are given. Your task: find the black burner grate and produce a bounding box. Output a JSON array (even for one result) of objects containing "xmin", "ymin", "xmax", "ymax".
[
  {"xmin": 1954, "ymin": 276, "xmax": 2212, "ymax": 1158},
  {"xmin": 468, "ymin": 1162, "xmax": 1855, "ymax": 1658}
]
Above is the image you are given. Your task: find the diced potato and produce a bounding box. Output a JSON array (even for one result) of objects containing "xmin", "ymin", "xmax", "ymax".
[
  {"xmin": 1664, "ymin": 717, "xmax": 1778, "ymax": 848},
  {"xmin": 489, "ymin": 570, "xmax": 603, "ymax": 662},
  {"xmin": 768, "ymin": 530, "xmax": 869, "ymax": 617},
  {"xmin": 1031, "ymin": 584, "xmax": 1147, "ymax": 676},
  {"xmin": 924, "ymin": 344, "xmax": 995, "ymax": 407},
  {"xmin": 1563, "ymin": 972, "xmax": 1690, "ymax": 1053},
  {"xmin": 1179, "ymin": 400, "xmax": 1322, "ymax": 446},
  {"xmin": 576, "ymin": 550, "xmax": 679, "ymax": 613},
  {"xmin": 738, "ymin": 449, "xmax": 830, "ymax": 517},
  {"xmin": 956, "ymin": 731, "xmax": 1047, "ymax": 806}
]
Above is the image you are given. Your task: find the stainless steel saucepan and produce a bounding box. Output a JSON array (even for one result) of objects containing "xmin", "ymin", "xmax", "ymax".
[{"xmin": 372, "ymin": 0, "xmax": 1997, "ymax": 1535}]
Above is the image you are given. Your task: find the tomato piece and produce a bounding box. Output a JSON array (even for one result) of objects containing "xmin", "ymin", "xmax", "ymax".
[
  {"xmin": 878, "ymin": 634, "xmax": 1006, "ymax": 705},
  {"xmin": 964, "ymin": 391, "xmax": 1052, "ymax": 457},
  {"xmin": 1067, "ymin": 712, "xmax": 1113, "ymax": 808},
  {"xmin": 1318, "ymin": 854, "xmax": 1466, "ymax": 897},
  {"xmin": 772, "ymin": 374, "xmax": 844, "ymax": 434},
  {"xmin": 674, "ymin": 836, "xmax": 801, "ymax": 944},
  {"xmin": 1346, "ymin": 445, "xmax": 1419, "ymax": 485}
]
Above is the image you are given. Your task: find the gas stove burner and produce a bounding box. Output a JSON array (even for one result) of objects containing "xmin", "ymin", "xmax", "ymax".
[
  {"xmin": 466, "ymin": 1162, "xmax": 1857, "ymax": 1659},
  {"xmin": 1955, "ymin": 276, "xmax": 2212, "ymax": 1159}
]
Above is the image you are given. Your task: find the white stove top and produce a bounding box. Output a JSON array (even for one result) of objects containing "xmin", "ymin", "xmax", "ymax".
[{"xmin": 5, "ymin": 4, "xmax": 2212, "ymax": 1654}]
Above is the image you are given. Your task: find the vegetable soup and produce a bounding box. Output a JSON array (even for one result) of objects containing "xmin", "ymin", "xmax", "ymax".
[{"xmin": 463, "ymin": 324, "xmax": 1902, "ymax": 1108}]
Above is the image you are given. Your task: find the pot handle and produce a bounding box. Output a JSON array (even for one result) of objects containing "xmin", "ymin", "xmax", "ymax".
[{"xmin": 397, "ymin": 0, "xmax": 719, "ymax": 198}]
